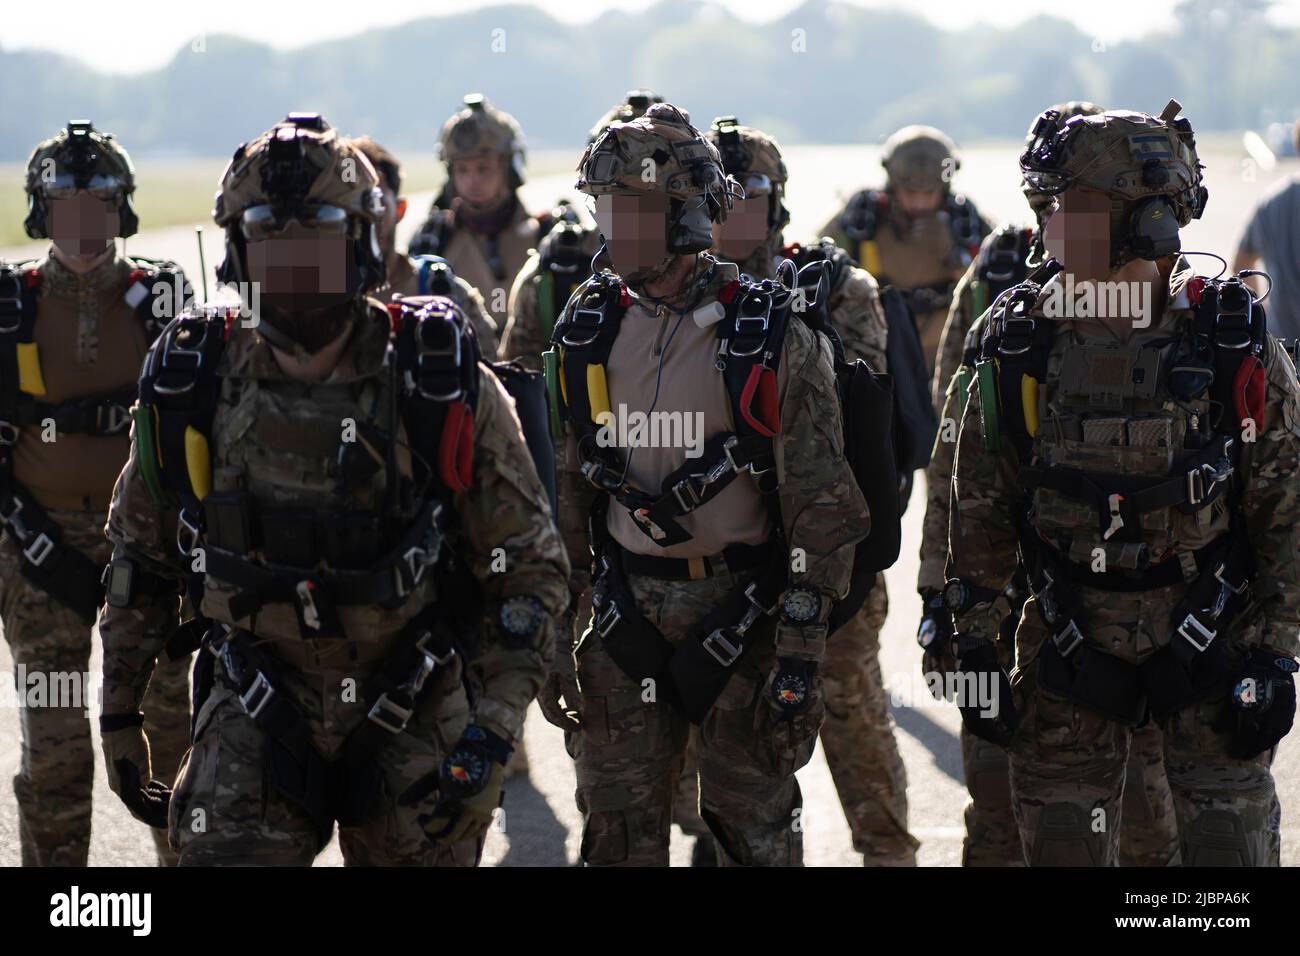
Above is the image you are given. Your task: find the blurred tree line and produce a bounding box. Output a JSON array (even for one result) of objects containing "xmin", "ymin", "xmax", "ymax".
[{"xmin": 1, "ymin": 0, "xmax": 1295, "ymax": 161}]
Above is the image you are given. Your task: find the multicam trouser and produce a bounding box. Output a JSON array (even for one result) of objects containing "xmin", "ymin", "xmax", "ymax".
[
  {"xmin": 819, "ymin": 577, "xmax": 918, "ymax": 865},
  {"xmin": 574, "ymin": 568, "xmax": 820, "ymax": 867},
  {"xmin": 168, "ymin": 645, "xmax": 482, "ymax": 866},
  {"xmin": 672, "ymin": 578, "xmax": 918, "ymax": 865},
  {"xmin": 1008, "ymin": 597, "xmax": 1279, "ymax": 867},
  {"xmin": 0, "ymin": 509, "xmax": 191, "ymax": 867},
  {"xmin": 961, "ymin": 721, "xmax": 1180, "ymax": 866}
]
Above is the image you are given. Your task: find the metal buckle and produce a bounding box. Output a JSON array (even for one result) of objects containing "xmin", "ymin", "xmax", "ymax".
[
  {"xmin": 560, "ymin": 307, "xmax": 605, "ymax": 347},
  {"xmin": 671, "ymin": 478, "xmax": 702, "ymax": 512},
  {"xmin": 96, "ymin": 403, "xmax": 132, "ymax": 435},
  {"xmin": 22, "ymin": 532, "xmax": 54, "ymax": 567},
  {"xmin": 701, "ymin": 627, "xmax": 743, "ymax": 667},
  {"xmin": 1213, "ymin": 564, "xmax": 1248, "ymax": 596},
  {"xmin": 367, "ymin": 692, "xmax": 415, "ymax": 734},
  {"xmin": 728, "ymin": 295, "xmax": 772, "ymax": 357},
  {"xmin": 152, "ymin": 320, "xmax": 210, "ymax": 396},
  {"xmin": 414, "ymin": 629, "xmax": 456, "ymax": 673},
  {"xmin": 1176, "ymin": 613, "xmax": 1217, "ymax": 654},
  {"xmin": 1052, "ymin": 619, "xmax": 1085, "ymax": 657},
  {"xmin": 0, "ymin": 421, "xmax": 18, "ymax": 446},
  {"xmin": 998, "ymin": 316, "xmax": 1036, "ymax": 356},
  {"xmin": 415, "ymin": 313, "xmax": 463, "ymax": 401},
  {"xmin": 0, "ymin": 494, "xmax": 27, "ymax": 539},
  {"xmin": 176, "ymin": 508, "xmax": 201, "ymax": 557},
  {"xmin": 1185, "ymin": 463, "xmax": 1228, "ymax": 508},
  {"xmin": 594, "ymin": 600, "xmax": 622, "ymax": 638},
  {"xmin": 239, "ymin": 671, "xmax": 276, "ymax": 719},
  {"xmin": 0, "ymin": 308, "xmax": 20, "ymax": 335}
]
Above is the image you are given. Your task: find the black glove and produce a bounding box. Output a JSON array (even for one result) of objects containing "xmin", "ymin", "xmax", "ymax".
[
  {"xmin": 918, "ymin": 591, "xmax": 957, "ymax": 700},
  {"xmin": 100, "ymin": 714, "xmax": 171, "ymax": 830},
  {"xmin": 400, "ymin": 725, "xmax": 512, "ymax": 846},
  {"xmin": 1214, "ymin": 648, "xmax": 1298, "ymax": 759},
  {"xmin": 953, "ymin": 634, "xmax": 1017, "ymax": 746}
]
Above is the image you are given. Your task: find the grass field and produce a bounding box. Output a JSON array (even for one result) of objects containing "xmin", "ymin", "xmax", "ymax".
[{"xmin": 0, "ymin": 151, "xmax": 579, "ymax": 246}]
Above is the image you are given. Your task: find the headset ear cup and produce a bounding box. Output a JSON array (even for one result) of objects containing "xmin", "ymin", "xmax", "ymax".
[
  {"xmin": 24, "ymin": 195, "xmax": 48, "ymax": 240},
  {"xmin": 1128, "ymin": 198, "xmax": 1181, "ymax": 260},
  {"xmin": 119, "ymin": 194, "xmax": 139, "ymax": 238}
]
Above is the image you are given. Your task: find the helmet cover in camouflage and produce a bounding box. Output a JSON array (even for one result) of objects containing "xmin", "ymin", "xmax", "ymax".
[
  {"xmin": 881, "ymin": 125, "xmax": 958, "ymax": 192},
  {"xmin": 439, "ymin": 93, "xmax": 526, "ymax": 185},
  {"xmin": 576, "ymin": 102, "xmax": 733, "ymax": 215},
  {"xmin": 587, "ymin": 89, "xmax": 667, "ymax": 144},
  {"xmin": 214, "ymin": 113, "xmax": 385, "ymax": 228},
  {"xmin": 212, "ymin": 113, "xmax": 388, "ymax": 313},
  {"xmin": 1021, "ymin": 101, "xmax": 1104, "ymax": 224},
  {"xmin": 24, "ymin": 121, "xmax": 138, "ymax": 239},
  {"xmin": 1019, "ymin": 99, "xmax": 1207, "ymax": 227},
  {"xmin": 706, "ymin": 117, "xmax": 790, "ymax": 234}
]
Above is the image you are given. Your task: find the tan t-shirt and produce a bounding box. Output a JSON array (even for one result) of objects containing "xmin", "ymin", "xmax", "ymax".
[
  {"xmin": 602, "ymin": 289, "xmax": 790, "ymax": 559},
  {"xmin": 13, "ymin": 253, "xmax": 152, "ymax": 512}
]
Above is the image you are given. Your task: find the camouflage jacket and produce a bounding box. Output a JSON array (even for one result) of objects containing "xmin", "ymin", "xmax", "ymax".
[
  {"xmin": 99, "ymin": 300, "xmax": 570, "ymax": 745},
  {"xmin": 948, "ymin": 263, "xmax": 1300, "ymax": 658}
]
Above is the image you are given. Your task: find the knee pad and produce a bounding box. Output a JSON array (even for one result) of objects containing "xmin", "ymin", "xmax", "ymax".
[
  {"xmin": 1027, "ymin": 801, "xmax": 1106, "ymax": 866},
  {"xmin": 966, "ymin": 737, "xmax": 1012, "ymax": 806},
  {"xmin": 1182, "ymin": 808, "xmax": 1255, "ymax": 867}
]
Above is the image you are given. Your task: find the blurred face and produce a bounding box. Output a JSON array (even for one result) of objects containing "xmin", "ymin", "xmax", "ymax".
[
  {"xmin": 1042, "ymin": 185, "xmax": 1112, "ymax": 283},
  {"xmin": 593, "ymin": 193, "xmax": 670, "ymax": 275},
  {"xmin": 48, "ymin": 191, "xmax": 119, "ymax": 256},
  {"xmin": 245, "ymin": 222, "xmax": 352, "ymax": 306},
  {"xmin": 711, "ymin": 194, "xmax": 769, "ymax": 262},
  {"xmin": 452, "ymin": 153, "xmax": 509, "ymax": 206},
  {"xmin": 893, "ymin": 185, "xmax": 943, "ymax": 218}
]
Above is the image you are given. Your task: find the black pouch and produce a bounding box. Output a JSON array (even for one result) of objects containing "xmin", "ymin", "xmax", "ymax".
[
  {"xmin": 1140, "ymin": 641, "xmax": 1230, "ymax": 721},
  {"xmin": 324, "ymin": 513, "xmax": 381, "ymax": 570},
  {"xmin": 260, "ymin": 507, "xmax": 318, "ymax": 567},
  {"xmin": 202, "ymin": 490, "xmax": 256, "ymax": 554},
  {"xmin": 1037, "ymin": 639, "xmax": 1146, "ymax": 726}
]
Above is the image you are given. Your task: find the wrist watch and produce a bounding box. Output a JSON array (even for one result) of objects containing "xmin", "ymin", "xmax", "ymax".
[
  {"xmin": 781, "ymin": 586, "xmax": 821, "ymax": 626},
  {"xmin": 499, "ymin": 595, "xmax": 544, "ymax": 640}
]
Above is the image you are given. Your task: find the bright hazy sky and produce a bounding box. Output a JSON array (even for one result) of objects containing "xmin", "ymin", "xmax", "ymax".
[{"xmin": 6, "ymin": 0, "xmax": 1300, "ymax": 75}]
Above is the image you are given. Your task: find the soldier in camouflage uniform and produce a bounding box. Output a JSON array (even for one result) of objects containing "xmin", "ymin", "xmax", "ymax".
[
  {"xmin": 0, "ymin": 122, "xmax": 192, "ymax": 866},
  {"xmin": 946, "ymin": 102, "xmax": 1300, "ymax": 866},
  {"xmin": 409, "ymin": 95, "xmax": 557, "ymax": 331},
  {"xmin": 539, "ymin": 103, "xmax": 869, "ymax": 866},
  {"xmin": 819, "ymin": 125, "xmax": 989, "ymax": 376},
  {"xmin": 705, "ymin": 118, "xmax": 917, "ymax": 865},
  {"xmin": 97, "ymin": 115, "xmax": 569, "ymax": 865},
  {"xmin": 920, "ymin": 102, "xmax": 1181, "ymax": 867},
  {"xmin": 500, "ymin": 92, "xmax": 666, "ymax": 371},
  {"xmin": 349, "ymin": 136, "xmax": 500, "ymax": 354}
]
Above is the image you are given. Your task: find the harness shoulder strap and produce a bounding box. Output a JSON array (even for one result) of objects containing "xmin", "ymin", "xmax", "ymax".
[
  {"xmin": 124, "ymin": 256, "xmax": 193, "ymax": 343},
  {"xmin": 136, "ymin": 308, "xmax": 234, "ymax": 510},
  {"xmin": 388, "ymin": 295, "xmax": 482, "ymax": 497}
]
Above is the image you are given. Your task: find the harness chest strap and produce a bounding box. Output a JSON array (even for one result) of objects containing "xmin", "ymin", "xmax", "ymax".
[{"xmin": 552, "ymin": 273, "xmax": 784, "ymax": 548}]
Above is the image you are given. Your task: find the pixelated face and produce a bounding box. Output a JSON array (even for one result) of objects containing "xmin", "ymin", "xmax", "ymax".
[
  {"xmin": 1043, "ymin": 185, "xmax": 1112, "ymax": 283},
  {"xmin": 711, "ymin": 194, "xmax": 769, "ymax": 261},
  {"xmin": 48, "ymin": 192, "xmax": 119, "ymax": 255},
  {"xmin": 894, "ymin": 185, "xmax": 943, "ymax": 218},
  {"xmin": 452, "ymin": 153, "xmax": 508, "ymax": 205},
  {"xmin": 244, "ymin": 222, "xmax": 353, "ymax": 310},
  {"xmin": 593, "ymin": 193, "xmax": 670, "ymax": 272}
]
